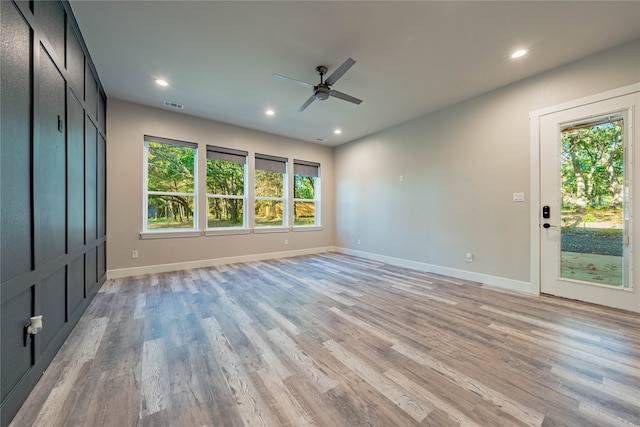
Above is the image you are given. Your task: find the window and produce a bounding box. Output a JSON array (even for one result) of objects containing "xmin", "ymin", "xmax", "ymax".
[
  {"xmin": 255, "ymin": 153, "xmax": 287, "ymax": 227},
  {"xmin": 144, "ymin": 136, "xmax": 197, "ymax": 230},
  {"xmin": 293, "ymin": 160, "xmax": 320, "ymax": 226},
  {"xmin": 206, "ymin": 146, "xmax": 247, "ymax": 229}
]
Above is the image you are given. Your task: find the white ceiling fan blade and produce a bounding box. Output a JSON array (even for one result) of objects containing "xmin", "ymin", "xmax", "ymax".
[
  {"xmin": 272, "ymin": 73, "xmax": 314, "ymax": 89},
  {"xmin": 325, "ymin": 58, "xmax": 356, "ymax": 86},
  {"xmin": 330, "ymin": 90, "xmax": 362, "ymax": 105},
  {"xmin": 299, "ymin": 95, "xmax": 316, "ymax": 112}
]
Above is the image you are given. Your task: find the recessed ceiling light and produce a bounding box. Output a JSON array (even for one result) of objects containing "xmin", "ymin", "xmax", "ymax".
[
  {"xmin": 334, "ymin": 129, "xmax": 342, "ymax": 134},
  {"xmin": 265, "ymin": 109, "xmax": 275, "ymax": 116},
  {"xmin": 511, "ymin": 49, "xmax": 528, "ymax": 59},
  {"xmin": 155, "ymin": 79, "xmax": 169, "ymax": 87}
]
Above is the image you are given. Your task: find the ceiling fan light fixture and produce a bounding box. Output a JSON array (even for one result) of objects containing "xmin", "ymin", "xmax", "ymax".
[{"xmin": 315, "ymin": 86, "xmax": 331, "ymax": 100}]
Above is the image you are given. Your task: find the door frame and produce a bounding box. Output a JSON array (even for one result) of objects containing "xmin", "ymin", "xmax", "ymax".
[{"xmin": 529, "ymin": 83, "xmax": 640, "ymax": 311}]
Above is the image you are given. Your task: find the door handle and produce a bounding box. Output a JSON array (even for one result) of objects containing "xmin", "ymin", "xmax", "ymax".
[{"xmin": 542, "ymin": 205, "xmax": 555, "ymax": 228}]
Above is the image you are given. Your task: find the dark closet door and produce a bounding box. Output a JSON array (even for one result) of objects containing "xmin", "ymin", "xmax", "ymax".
[
  {"xmin": 36, "ymin": 46, "xmax": 66, "ymax": 266},
  {"xmin": 0, "ymin": 0, "xmax": 33, "ymax": 405}
]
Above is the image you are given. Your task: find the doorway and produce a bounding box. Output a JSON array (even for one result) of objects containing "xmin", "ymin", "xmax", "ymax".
[{"xmin": 531, "ymin": 85, "xmax": 639, "ymax": 312}]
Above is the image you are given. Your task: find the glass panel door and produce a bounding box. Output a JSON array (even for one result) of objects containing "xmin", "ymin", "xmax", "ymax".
[
  {"xmin": 538, "ymin": 90, "xmax": 638, "ymax": 311},
  {"xmin": 559, "ymin": 117, "xmax": 629, "ymax": 288}
]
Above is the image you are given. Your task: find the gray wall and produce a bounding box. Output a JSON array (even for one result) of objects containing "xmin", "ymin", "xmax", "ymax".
[
  {"xmin": 334, "ymin": 39, "xmax": 640, "ymax": 290},
  {"xmin": 107, "ymin": 100, "xmax": 334, "ymax": 276},
  {"xmin": 0, "ymin": 1, "xmax": 107, "ymax": 425}
]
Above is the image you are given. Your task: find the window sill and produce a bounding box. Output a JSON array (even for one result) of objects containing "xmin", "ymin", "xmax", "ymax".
[
  {"xmin": 140, "ymin": 230, "xmax": 202, "ymax": 240},
  {"xmin": 253, "ymin": 227, "xmax": 290, "ymax": 234},
  {"xmin": 292, "ymin": 226, "xmax": 323, "ymax": 232},
  {"xmin": 205, "ymin": 228, "xmax": 251, "ymax": 237}
]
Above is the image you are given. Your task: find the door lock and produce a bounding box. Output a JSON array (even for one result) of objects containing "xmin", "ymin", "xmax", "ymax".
[{"xmin": 542, "ymin": 205, "xmax": 554, "ymax": 228}]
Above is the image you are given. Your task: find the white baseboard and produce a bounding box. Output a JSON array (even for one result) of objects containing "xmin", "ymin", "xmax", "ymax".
[
  {"xmin": 336, "ymin": 247, "xmax": 534, "ymax": 294},
  {"xmin": 106, "ymin": 246, "xmax": 336, "ymax": 279},
  {"xmin": 107, "ymin": 246, "xmax": 534, "ymax": 295}
]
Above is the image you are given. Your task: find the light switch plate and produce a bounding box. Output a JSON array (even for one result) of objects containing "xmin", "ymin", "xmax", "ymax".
[{"xmin": 513, "ymin": 192, "xmax": 525, "ymax": 202}]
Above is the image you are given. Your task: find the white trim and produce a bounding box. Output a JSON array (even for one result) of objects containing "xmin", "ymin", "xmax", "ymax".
[
  {"xmin": 143, "ymin": 139, "xmax": 198, "ymax": 232},
  {"xmin": 148, "ymin": 191, "xmax": 195, "ymax": 197},
  {"xmin": 204, "ymin": 228, "xmax": 251, "ymax": 236},
  {"xmin": 108, "ymin": 245, "xmax": 533, "ymax": 294},
  {"xmin": 530, "ymin": 83, "xmax": 640, "ymax": 118},
  {"xmin": 529, "ymin": 83, "xmax": 640, "ymax": 296},
  {"xmin": 335, "ymin": 248, "xmax": 534, "ymax": 294},
  {"xmin": 253, "ymin": 226, "xmax": 290, "ymax": 234},
  {"xmin": 140, "ymin": 230, "xmax": 202, "ymax": 240},
  {"xmin": 292, "ymin": 226, "xmax": 323, "ymax": 232},
  {"xmin": 106, "ymin": 246, "xmax": 336, "ymax": 279},
  {"xmin": 529, "ymin": 112, "xmax": 542, "ymax": 295}
]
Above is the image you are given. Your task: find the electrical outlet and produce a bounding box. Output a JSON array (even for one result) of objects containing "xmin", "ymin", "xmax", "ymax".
[
  {"xmin": 466, "ymin": 253, "xmax": 474, "ymax": 263},
  {"xmin": 357, "ymin": 239, "xmax": 361, "ymax": 245},
  {"xmin": 284, "ymin": 239, "xmax": 288, "ymax": 245},
  {"xmin": 131, "ymin": 250, "xmax": 138, "ymax": 259}
]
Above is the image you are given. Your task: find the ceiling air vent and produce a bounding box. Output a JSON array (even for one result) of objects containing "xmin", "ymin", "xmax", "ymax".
[{"xmin": 163, "ymin": 100, "xmax": 184, "ymax": 110}]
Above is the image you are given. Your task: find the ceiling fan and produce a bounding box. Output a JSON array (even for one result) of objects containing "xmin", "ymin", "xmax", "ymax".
[{"xmin": 273, "ymin": 58, "xmax": 363, "ymax": 112}]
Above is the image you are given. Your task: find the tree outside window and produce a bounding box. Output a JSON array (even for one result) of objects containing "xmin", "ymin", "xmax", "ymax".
[
  {"xmin": 293, "ymin": 160, "xmax": 320, "ymax": 226},
  {"xmin": 144, "ymin": 136, "xmax": 197, "ymax": 230},
  {"xmin": 255, "ymin": 154, "xmax": 287, "ymax": 227},
  {"xmin": 206, "ymin": 146, "xmax": 247, "ymax": 228}
]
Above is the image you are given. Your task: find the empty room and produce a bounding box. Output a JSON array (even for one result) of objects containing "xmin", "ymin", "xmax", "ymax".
[{"xmin": 1, "ymin": 1, "xmax": 640, "ymax": 426}]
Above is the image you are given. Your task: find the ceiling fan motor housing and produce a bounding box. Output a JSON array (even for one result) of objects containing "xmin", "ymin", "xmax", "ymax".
[{"xmin": 314, "ymin": 85, "xmax": 331, "ymax": 100}]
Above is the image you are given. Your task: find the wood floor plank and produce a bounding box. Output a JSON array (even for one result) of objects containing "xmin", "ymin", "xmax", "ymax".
[
  {"xmin": 323, "ymin": 339, "xmax": 432, "ymax": 422},
  {"xmin": 392, "ymin": 341, "xmax": 546, "ymax": 426},
  {"xmin": 256, "ymin": 367, "xmax": 316, "ymax": 426},
  {"xmin": 140, "ymin": 338, "xmax": 170, "ymax": 418},
  {"xmin": 266, "ymin": 328, "xmax": 338, "ymax": 394},
  {"xmin": 200, "ymin": 317, "xmax": 279, "ymax": 426},
  {"xmin": 8, "ymin": 253, "xmax": 640, "ymax": 427},
  {"xmin": 384, "ymin": 367, "xmax": 482, "ymax": 427}
]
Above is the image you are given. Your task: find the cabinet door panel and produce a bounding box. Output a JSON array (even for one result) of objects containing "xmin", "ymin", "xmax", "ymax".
[
  {"xmin": 68, "ymin": 256, "xmax": 85, "ymax": 316},
  {"xmin": 1, "ymin": 0, "xmax": 32, "ymax": 282},
  {"xmin": 1, "ymin": 288, "xmax": 34, "ymax": 403},
  {"xmin": 68, "ymin": 93, "xmax": 85, "ymax": 251},
  {"xmin": 40, "ymin": 268, "xmax": 67, "ymax": 352},
  {"xmin": 37, "ymin": 47, "xmax": 66, "ymax": 265},
  {"xmin": 66, "ymin": 26, "xmax": 85, "ymax": 98},
  {"xmin": 85, "ymin": 119, "xmax": 97, "ymax": 242},
  {"xmin": 34, "ymin": 0, "xmax": 65, "ymax": 60}
]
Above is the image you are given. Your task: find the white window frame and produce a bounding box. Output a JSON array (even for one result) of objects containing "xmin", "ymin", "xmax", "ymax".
[
  {"xmin": 141, "ymin": 135, "xmax": 200, "ymax": 239},
  {"xmin": 205, "ymin": 145, "xmax": 250, "ymax": 236},
  {"xmin": 293, "ymin": 159, "xmax": 322, "ymax": 231},
  {"xmin": 254, "ymin": 153, "xmax": 288, "ymax": 233}
]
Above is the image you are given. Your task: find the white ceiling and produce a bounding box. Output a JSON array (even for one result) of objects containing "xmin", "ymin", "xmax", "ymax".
[{"xmin": 69, "ymin": 1, "xmax": 640, "ymax": 146}]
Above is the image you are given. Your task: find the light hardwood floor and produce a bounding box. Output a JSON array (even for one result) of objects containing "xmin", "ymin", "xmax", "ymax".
[{"xmin": 9, "ymin": 253, "xmax": 640, "ymax": 426}]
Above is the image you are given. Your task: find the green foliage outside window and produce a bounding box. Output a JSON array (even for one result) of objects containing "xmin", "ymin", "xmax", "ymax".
[
  {"xmin": 561, "ymin": 120, "xmax": 623, "ymax": 211},
  {"xmin": 294, "ymin": 174, "xmax": 316, "ymax": 225},
  {"xmin": 207, "ymin": 159, "xmax": 245, "ymax": 227},
  {"xmin": 255, "ymin": 170, "xmax": 283, "ymax": 197},
  {"xmin": 294, "ymin": 175, "xmax": 314, "ymax": 199},
  {"xmin": 255, "ymin": 170, "xmax": 284, "ymax": 226},
  {"xmin": 147, "ymin": 141, "xmax": 195, "ymax": 229}
]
